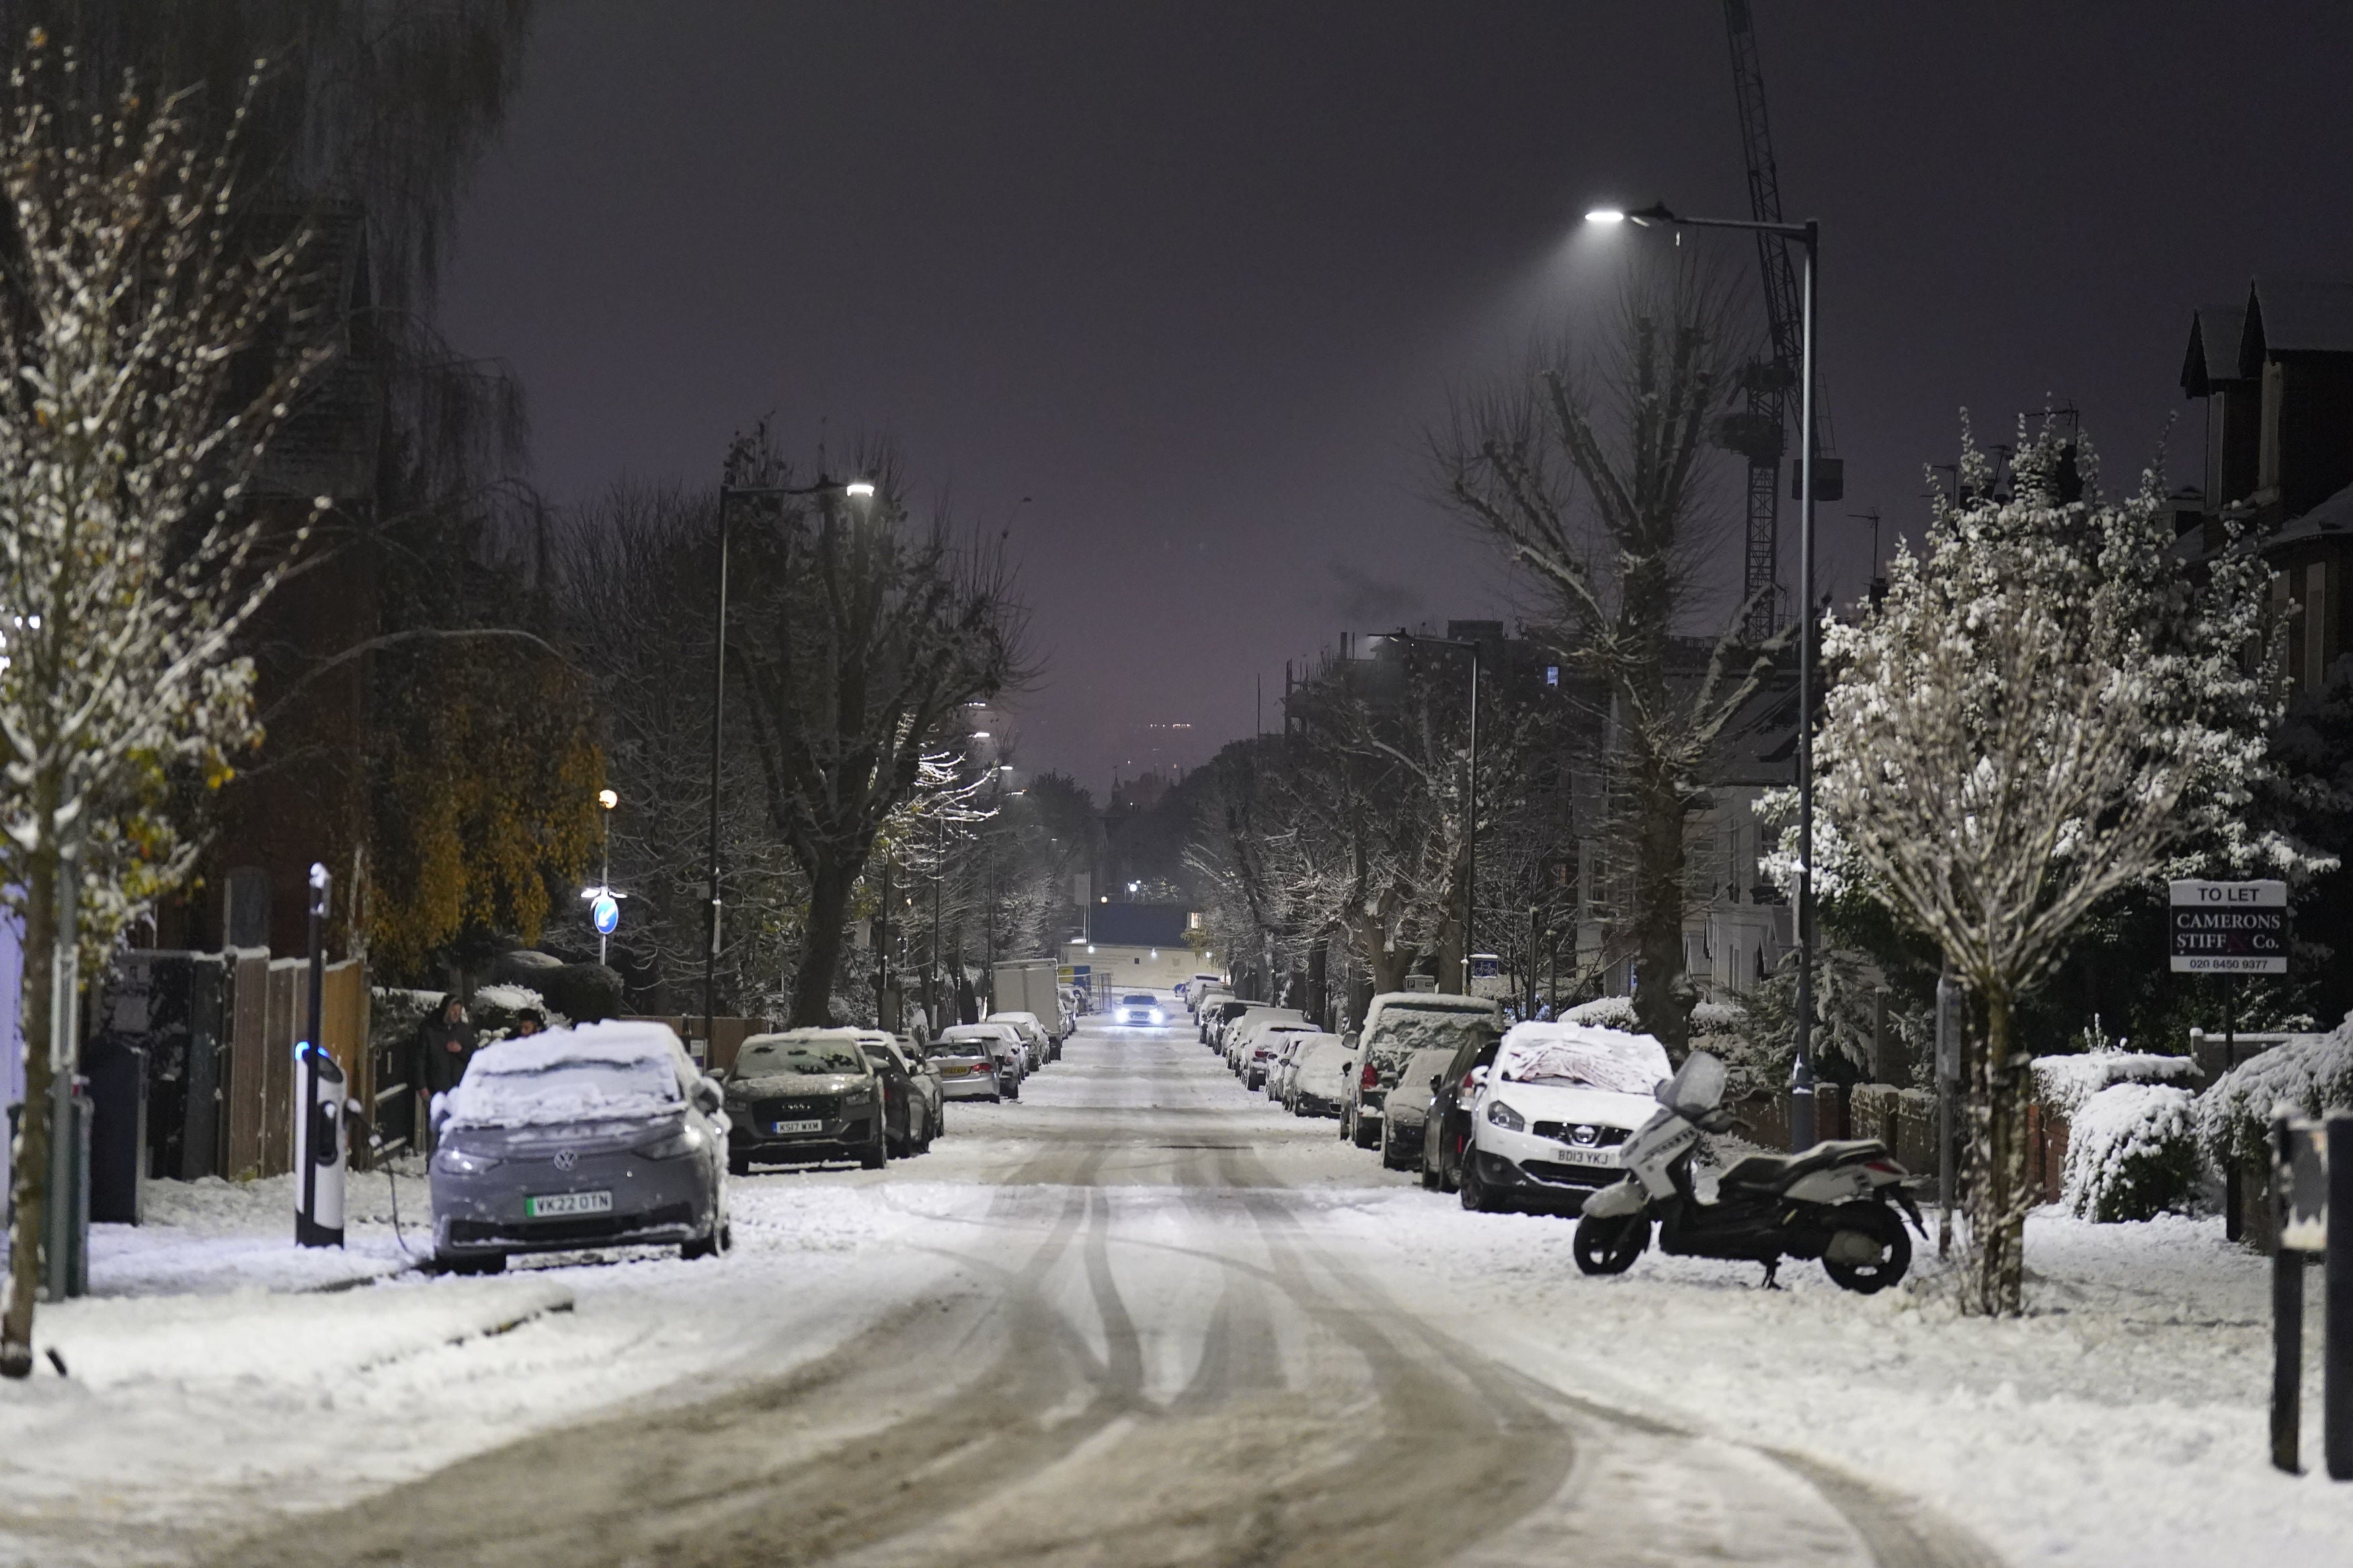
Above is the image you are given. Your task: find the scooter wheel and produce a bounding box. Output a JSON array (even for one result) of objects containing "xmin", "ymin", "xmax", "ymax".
[
  {"xmin": 1572, "ymin": 1213, "xmax": 1651, "ymax": 1276},
  {"xmin": 1821, "ymin": 1202, "xmax": 1911, "ymax": 1294}
]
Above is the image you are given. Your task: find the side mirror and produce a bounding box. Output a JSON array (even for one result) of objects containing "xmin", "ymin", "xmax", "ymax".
[
  {"xmin": 1429, "ymin": 1073, "xmax": 1443, "ymax": 1092},
  {"xmin": 691, "ymin": 1076, "xmax": 725, "ymax": 1115},
  {"xmin": 1465, "ymin": 1065, "xmax": 1490, "ymax": 1094}
]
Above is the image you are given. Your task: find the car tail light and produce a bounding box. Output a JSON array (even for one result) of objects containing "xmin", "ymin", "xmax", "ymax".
[
  {"xmin": 1866, "ymin": 1159, "xmax": 1903, "ymax": 1175},
  {"xmin": 1360, "ymin": 1061, "xmax": 1378, "ymax": 1089}
]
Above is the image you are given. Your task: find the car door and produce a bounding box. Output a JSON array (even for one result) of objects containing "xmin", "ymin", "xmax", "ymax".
[
  {"xmin": 1435, "ymin": 1036, "xmax": 1503, "ymax": 1184},
  {"xmin": 898, "ymin": 1038, "xmax": 941, "ymax": 1128},
  {"xmin": 862, "ymin": 1042, "xmax": 912, "ymax": 1143}
]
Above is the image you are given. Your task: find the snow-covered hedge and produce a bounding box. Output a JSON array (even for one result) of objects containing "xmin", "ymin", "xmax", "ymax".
[
  {"xmin": 2062, "ymin": 1082, "xmax": 2201, "ymax": 1222},
  {"xmin": 2031, "ymin": 1050, "xmax": 2198, "ymax": 1118},
  {"xmin": 1562, "ymin": 995, "xmax": 1741, "ymax": 1034},
  {"xmin": 2196, "ymin": 1014, "xmax": 2353, "ymax": 1172}
]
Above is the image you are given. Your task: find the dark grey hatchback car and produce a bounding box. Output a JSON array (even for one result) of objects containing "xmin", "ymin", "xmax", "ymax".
[
  {"xmin": 723, "ymin": 1029, "xmax": 891, "ymax": 1173},
  {"xmin": 428, "ymin": 1020, "xmax": 731, "ymax": 1273}
]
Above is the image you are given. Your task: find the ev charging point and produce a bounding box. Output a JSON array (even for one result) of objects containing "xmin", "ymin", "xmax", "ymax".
[{"xmin": 294, "ymin": 1042, "xmax": 346, "ymax": 1248}]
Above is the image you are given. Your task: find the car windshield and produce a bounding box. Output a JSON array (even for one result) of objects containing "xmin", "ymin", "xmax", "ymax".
[
  {"xmin": 735, "ymin": 1040, "xmax": 865, "ymax": 1076},
  {"xmin": 1365, "ymin": 1008, "xmax": 1497, "ymax": 1071},
  {"xmin": 935, "ymin": 1040, "xmax": 992, "ymax": 1060},
  {"xmin": 1122, "ymin": 995, "xmax": 1154, "ymax": 1006},
  {"xmin": 860, "ymin": 1043, "xmax": 898, "ymax": 1068},
  {"xmin": 1495, "ymin": 1026, "xmax": 1671, "ymax": 1093}
]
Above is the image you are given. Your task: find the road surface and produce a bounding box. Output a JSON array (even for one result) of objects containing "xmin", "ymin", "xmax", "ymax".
[{"xmin": 216, "ymin": 1005, "xmax": 1992, "ymax": 1568}]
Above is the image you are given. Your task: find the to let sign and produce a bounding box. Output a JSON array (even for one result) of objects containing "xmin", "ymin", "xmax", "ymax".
[{"xmin": 2169, "ymin": 879, "xmax": 2289, "ymax": 974}]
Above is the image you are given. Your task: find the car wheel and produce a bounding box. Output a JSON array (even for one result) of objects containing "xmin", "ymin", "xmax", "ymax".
[
  {"xmin": 1460, "ymin": 1159, "xmax": 1499, "ymax": 1212},
  {"xmin": 1420, "ymin": 1156, "xmax": 1441, "ymax": 1191},
  {"xmin": 727, "ymin": 1150, "xmax": 750, "ymax": 1178},
  {"xmin": 1572, "ymin": 1214, "xmax": 1650, "ymax": 1275},
  {"xmin": 681, "ymin": 1228, "xmax": 719, "ymax": 1262},
  {"xmin": 1380, "ymin": 1120, "xmax": 1407, "ymax": 1171},
  {"xmin": 1820, "ymin": 1202, "xmax": 1911, "ymax": 1294},
  {"xmin": 1353, "ymin": 1114, "xmax": 1380, "ymax": 1151},
  {"xmin": 719, "ymin": 1222, "xmax": 734, "ymax": 1253},
  {"xmin": 861, "ymin": 1128, "xmax": 888, "ymax": 1171}
]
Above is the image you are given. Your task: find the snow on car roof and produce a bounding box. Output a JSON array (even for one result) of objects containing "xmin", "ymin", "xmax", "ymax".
[
  {"xmin": 445, "ymin": 1020, "xmax": 685, "ymax": 1129},
  {"xmin": 1494, "ymin": 1022, "xmax": 1670, "ymax": 1096},
  {"xmin": 987, "ymin": 1010, "xmax": 1041, "ymax": 1023}
]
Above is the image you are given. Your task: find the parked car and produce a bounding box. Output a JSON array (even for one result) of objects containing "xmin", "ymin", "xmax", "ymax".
[
  {"xmin": 1189, "ymin": 973, "xmax": 1224, "ymax": 1013},
  {"xmin": 1287, "ymin": 1036, "xmax": 1354, "ymax": 1118},
  {"xmin": 1267, "ymin": 1029, "xmax": 1326, "ymax": 1105},
  {"xmin": 1376, "ymin": 1046, "xmax": 1461, "ymax": 1171},
  {"xmin": 722, "ymin": 1028, "xmax": 890, "ymax": 1172},
  {"xmin": 856, "ymin": 1031, "xmax": 939, "ymax": 1156},
  {"xmin": 1191, "ymin": 983, "xmax": 1231, "ymax": 1022},
  {"xmin": 1459, "ymin": 1021, "xmax": 1672, "ymax": 1214},
  {"xmin": 428, "ymin": 1020, "xmax": 730, "ymax": 1273},
  {"xmin": 1341, "ymin": 992, "xmax": 1504, "ymax": 1151},
  {"xmin": 1198, "ymin": 995, "xmax": 1250, "ymax": 1046},
  {"xmin": 1223, "ymin": 1005, "xmax": 1295, "ymax": 1072},
  {"xmin": 930, "ymin": 1027, "xmax": 1008, "ymax": 1102},
  {"xmin": 986, "ymin": 1009, "xmax": 1053, "ymax": 1069},
  {"xmin": 950, "ymin": 1020, "xmax": 1028, "ymax": 1097},
  {"xmin": 1237, "ymin": 1016, "xmax": 1316, "ymax": 1090},
  {"xmin": 1423, "ymin": 1028, "xmax": 1505, "ymax": 1192}
]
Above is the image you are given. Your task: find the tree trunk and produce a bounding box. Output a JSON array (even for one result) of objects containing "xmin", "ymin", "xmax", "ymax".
[
  {"xmin": 2, "ymin": 841, "xmax": 61, "ymax": 1378},
  {"xmin": 791, "ymin": 858, "xmax": 861, "ymax": 1028},
  {"xmin": 1628, "ymin": 755, "xmax": 1692, "ymax": 1061},
  {"xmin": 1963, "ymin": 981, "xmax": 2032, "ymax": 1316}
]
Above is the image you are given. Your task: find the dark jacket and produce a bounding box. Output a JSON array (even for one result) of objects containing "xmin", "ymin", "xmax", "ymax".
[{"xmin": 418, "ymin": 1017, "xmax": 479, "ymax": 1096}]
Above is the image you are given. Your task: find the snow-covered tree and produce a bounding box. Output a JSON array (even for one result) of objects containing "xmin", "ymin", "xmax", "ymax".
[
  {"xmin": 1811, "ymin": 423, "xmax": 2282, "ymax": 1316},
  {"xmin": 0, "ymin": 44, "xmax": 325, "ymax": 1376}
]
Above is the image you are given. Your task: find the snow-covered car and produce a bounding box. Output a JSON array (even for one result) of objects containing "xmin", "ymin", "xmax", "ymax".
[
  {"xmin": 428, "ymin": 1020, "xmax": 730, "ymax": 1273},
  {"xmin": 947, "ymin": 1021, "xmax": 1028, "ymax": 1097},
  {"xmin": 1224, "ymin": 1005, "xmax": 1300, "ymax": 1073},
  {"xmin": 1199, "ymin": 996, "xmax": 1251, "ymax": 1046},
  {"xmin": 1188, "ymin": 973, "xmax": 1224, "ymax": 1014},
  {"xmin": 1460, "ymin": 1021, "xmax": 1673, "ymax": 1214},
  {"xmin": 1287, "ymin": 1037, "xmax": 1354, "ymax": 1118},
  {"xmin": 1267, "ymin": 1029, "xmax": 1328, "ymax": 1104},
  {"xmin": 1240, "ymin": 1018, "xmax": 1318, "ymax": 1091},
  {"xmin": 854, "ymin": 1032, "xmax": 939, "ymax": 1155},
  {"xmin": 1342, "ymin": 993, "xmax": 1504, "ymax": 1151},
  {"xmin": 930, "ymin": 1028, "xmax": 1008, "ymax": 1102},
  {"xmin": 986, "ymin": 1009, "xmax": 1053, "ymax": 1067},
  {"xmin": 1115, "ymin": 993, "xmax": 1165, "ymax": 1026},
  {"xmin": 1375, "ymin": 1046, "xmax": 1460, "ymax": 1171},
  {"xmin": 722, "ymin": 1028, "xmax": 891, "ymax": 1172},
  {"xmin": 1191, "ymin": 984, "xmax": 1231, "ymax": 1022}
]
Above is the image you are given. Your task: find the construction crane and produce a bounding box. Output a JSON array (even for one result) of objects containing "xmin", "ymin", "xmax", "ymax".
[{"xmin": 1718, "ymin": 0, "xmax": 1838, "ymax": 643}]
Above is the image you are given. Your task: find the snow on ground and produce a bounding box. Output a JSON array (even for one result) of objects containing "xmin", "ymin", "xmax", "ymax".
[{"xmin": 2, "ymin": 1010, "xmax": 2350, "ymax": 1566}]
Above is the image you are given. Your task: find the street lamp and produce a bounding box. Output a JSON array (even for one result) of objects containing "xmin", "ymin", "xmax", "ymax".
[
  {"xmin": 705, "ymin": 472, "xmax": 875, "ymax": 1046},
  {"xmin": 1584, "ymin": 198, "xmax": 1822, "ymax": 1151}
]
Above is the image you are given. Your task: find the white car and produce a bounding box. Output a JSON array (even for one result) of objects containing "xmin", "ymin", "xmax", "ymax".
[
  {"xmin": 1115, "ymin": 993, "xmax": 1165, "ymax": 1026},
  {"xmin": 1287, "ymin": 1037, "xmax": 1354, "ymax": 1118},
  {"xmin": 1225, "ymin": 1006, "xmax": 1302, "ymax": 1073},
  {"xmin": 1240, "ymin": 1020, "xmax": 1320, "ymax": 1091},
  {"xmin": 1266, "ymin": 1028, "xmax": 1330, "ymax": 1102},
  {"xmin": 1461, "ymin": 1022, "xmax": 1672, "ymax": 1215},
  {"xmin": 986, "ymin": 1010, "xmax": 1052, "ymax": 1069}
]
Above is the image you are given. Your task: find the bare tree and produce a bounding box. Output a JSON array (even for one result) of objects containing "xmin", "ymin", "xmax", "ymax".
[
  {"xmin": 1812, "ymin": 425, "xmax": 2280, "ymax": 1315},
  {"xmin": 1435, "ymin": 254, "xmax": 1774, "ymax": 1058},
  {"xmin": 0, "ymin": 46, "xmax": 325, "ymax": 1374},
  {"xmin": 723, "ymin": 435, "xmax": 1028, "ymax": 1026}
]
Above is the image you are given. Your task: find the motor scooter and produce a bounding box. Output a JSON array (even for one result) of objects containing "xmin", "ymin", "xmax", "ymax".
[{"xmin": 1574, "ymin": 1051, "xmax": 1925, "ymax": 1293}]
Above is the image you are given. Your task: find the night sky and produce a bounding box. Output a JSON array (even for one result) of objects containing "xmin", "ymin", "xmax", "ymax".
[{"xmin": 438, "ymin": 3, "xmax": 2353, "ymax": 793}]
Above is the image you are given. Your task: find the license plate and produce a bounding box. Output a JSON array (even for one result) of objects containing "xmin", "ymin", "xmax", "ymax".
[
  {"xmin": 525, "ymin": 1190, "xmax": 612, "ymax": 1218},
  {"xmin": 1554, "ymin": 1145, "xmax": 1617, "ymax": 1166},
  {"xmin": 945, "ymin": 1065, "xmax": 973, "ymax": 1076},
  {"xmin": 771, "ymin": 1118, "xmax": 824, "ymax": 1134}
]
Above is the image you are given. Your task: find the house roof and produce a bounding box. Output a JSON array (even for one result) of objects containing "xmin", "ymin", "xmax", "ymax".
[
  {"xmin": 2241, "ymin": 278, "xmax": 2353, "ymax": 374},
  {"xmin": 2181, "ymin": 304, "xmax": 2247, "ymax": 397},
  {"xmin": 2264, "ymin": 474, "xmax": 2353, "ymax": 552}
]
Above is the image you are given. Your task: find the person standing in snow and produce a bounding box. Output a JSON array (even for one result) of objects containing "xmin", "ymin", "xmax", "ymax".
[{"xmin": 415, "ymin": 995, "xmax": 477, "ymax": 1152}]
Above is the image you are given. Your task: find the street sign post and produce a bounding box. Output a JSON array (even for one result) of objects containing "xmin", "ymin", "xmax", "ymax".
[{"xmin": 2270, "ymin": 1113, "xmax": 2352, "ymax": 1479}]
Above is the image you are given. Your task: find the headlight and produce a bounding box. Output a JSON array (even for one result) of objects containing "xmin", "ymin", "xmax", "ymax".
[
  {"xmin": 432, "ymin": 1145, "xmax": 500, "ymax": 1175},
  {"xmin": 637, "ymin": 1124, "xmax": 705, "ymax": 1160},
  {"xmin": 1485, "ymin": 1100, "xmax": 1526, "ymax": 1133},
  {"xmin": 842, "ymin": 1087, "xmax": 874, "ymax": 1107}
]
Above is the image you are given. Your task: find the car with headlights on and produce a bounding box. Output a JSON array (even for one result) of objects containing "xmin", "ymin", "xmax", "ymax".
[
  {"xmin": 426, "ymin": 1020, "xmax": 729, "ymax": 1274},
  {"xmin": 1341, "ymin": 992, "xmax": 1504, "ymax": 1151},
  {"xmin": 1458, "ymin": 1021, "xmax": 1672, "ymax": 1214},
  {"xmin": 1115, "ymin": 993, "xmax": 1165, "ymax": 1026},
  {"xmin": 722, "ymin": 1028, "xmax": 890, "ymax": 1173},
  {"xmin": 931, "ymin": 1026, "xmax": 1010, "ymax": 1102}
]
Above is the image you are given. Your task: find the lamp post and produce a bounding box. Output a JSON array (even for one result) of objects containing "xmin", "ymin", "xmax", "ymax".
[
  {"xmin": 705, "ymin": 474, "xmax": 875, "ymax": 1053},
  {"xmin": 594, "ymin": 788, "xmax": 618, "ymax": 966},
  {"xmin": 1586, "ymin": 201, "xmax": 1821, "ymax": 1150}
]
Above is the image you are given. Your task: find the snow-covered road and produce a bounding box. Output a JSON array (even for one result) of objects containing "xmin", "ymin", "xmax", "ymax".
[{"xmin": 9, "ymin": 1007, "xmax": 2351, "ymax": 1566}]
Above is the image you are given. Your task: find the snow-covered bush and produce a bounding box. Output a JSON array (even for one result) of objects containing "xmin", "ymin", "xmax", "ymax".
[
  {"xmin": 2062, "ymin": 1082, "xmax": 2200, "ymax": 1222},
  {"xmin": 467, "ymin": 983, "xmax": 569, "ymax": 1039},
  {"xmin": 2196, "ymin": 1014, "xmax": 2353, "ymax": 1173},
  {"xmin": 2032, "ymin": 1050, "xmax": 2199, "ymax": 1118}
]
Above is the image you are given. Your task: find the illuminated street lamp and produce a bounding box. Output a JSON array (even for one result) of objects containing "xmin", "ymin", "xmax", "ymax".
[{"xmin": 1584, "ymin": 198, "xmax": 1823, "ymax": 1150}]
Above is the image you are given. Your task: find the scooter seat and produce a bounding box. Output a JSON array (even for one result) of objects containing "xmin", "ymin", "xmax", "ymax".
[{"xmin": 1718, "ymin": 1139, "xmax": 1889, "ymax": 1192}]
